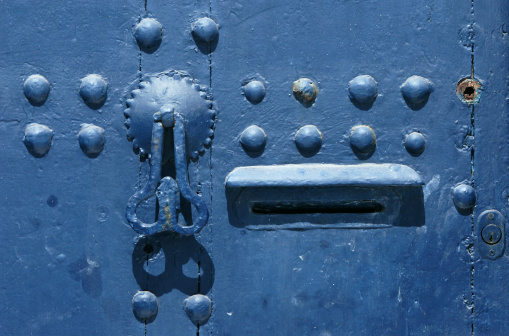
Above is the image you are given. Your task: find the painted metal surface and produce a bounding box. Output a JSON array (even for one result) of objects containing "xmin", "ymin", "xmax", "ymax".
[{"xmin": 0, "ymin": 0, "xmax": 508, "ymax": 335}]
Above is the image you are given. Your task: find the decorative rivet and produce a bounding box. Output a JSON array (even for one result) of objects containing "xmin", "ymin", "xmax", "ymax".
[
  {"xmin": 456, "ymin": 78, "xmax": 482, "ymax": 104},
  {"xmin": 23, "ymin": 75, "xmax": 50, "ymax": 106},
  {"xmin": 134, "ymin": 18, "xmax": 163, "ymax": 54},
  {"xmin": 240, "ymin": 125, "xmax": 266, "ymax": 153},
  {"xmin": 244, "ymin": 81, "xmax": 265, "ymax": 104},
  {"xmin": 350, "ymin": 125, "xmax": 376, "ymax": 154},
  {"xmin": 78, "ymin": 124, "xmax": 106, "ymax": 158},
  {"xmin": 292, "ymin": 78, "xmax": 318, "ymax": 107},
  {"xmin": 295, "ymin": 125, "xmax": 322, "ymax": 156},
  {"xmin": 348, "ymin": 75, "xmax": 378, "ymax": 106},
  {"xmin": 404, "ymin": 132, "xmax": 426, "ymax": 156},
  {"xmin": 453, "ymin": 184, "xmax": 476, "ymax": 209},
  {"xmin": 23, "ymin": 123, "xmax": 54, "ymax": 157},
  {"xmin": 192, "ymin": 18, "xmax": 219, "ymax": 43},
  {"xmin": 400, "ymin": 75, "xmax": 433, "ymax": 108},
  {"xmin": 132, "ymin": 291, "xmax": 158, "ymax": 320},
  {"xmin": 184, "ymin": 294, "xmax": 212, "ymax": 325},
  {"xmin": 79, "ymin": 74, "xmax": 108, "ymax": 109}
]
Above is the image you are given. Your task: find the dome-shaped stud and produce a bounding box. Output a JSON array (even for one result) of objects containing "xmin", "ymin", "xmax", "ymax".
[
  {"xmin": 132, "ymin": 291, "xmax": 158, "ymax": 320},
  {"xmin": 295, "ymin": 125, "xmax": 322, "ymax": 157},
  {"xmin": 240, "ymin": 125, "xmax": 266, "ymax": 154},
  {"xmin": 292, "ymin": 78, "xmax": 318, "ymax": 107},
  {"xmin": 350, "ymin": 125, "xmax": 376, "ymax": 155},
  {"xmin": 348, "ymin": 75, "xmax": 378, "ymax": 107},
  {"xmin": 78, "ymin": 124, "xmax": 106, "ymax": 158},
  {"xmin": 400, "ymin": 76, "xmax": 433, "ymax": 109},
  {"xmin": 453, "ymin": 184, "xmax": 476, "ymax": 209},
  {"xmin": 79, "ymin": 74, "xmax": 108, "ymax": 109},
  {"xmin": 23, "ymin": 75, "xmax": 50, "ymax": 106},
  {"xmin": 244, "ymin": 81, "xmax": 265, "ymax": 104},
  {"xmin": 23, "ymin": 123, "xmax": 54, "ymax": 157},
  {"xmin": 404, "ymin": 132, "xmax": 426, "ymax": 156},
  {"xmin": 184, "ymin": 294, "xmax": 212, "ymax": 325},
  {"xmin": 192, "ymin": 17, "xmax": 219, "ymax": 43},
  {"xmin": 134, "ymin": 18, "xmax": 163, "ymax": 54}
]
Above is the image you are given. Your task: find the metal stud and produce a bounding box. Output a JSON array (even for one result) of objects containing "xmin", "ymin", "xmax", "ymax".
[
  {"xmin": 134, "ymin": 18, "xmax": 163, "ymax": 54},
  {"xmin": 184, "ymin": 294, "xmax": 212, "ymax": 325},
  {"xmin": 23, "ymin": 123, "xmax": 54, "ymax": 157},
  {"xmin": 348, "ymin": 75, "xmax": 378, "ymax": 106},
  {"xmin": 132, "ymin": 291, "xmax": 158, "ymax": 320},
  {"xmin": 79, "ymin": 74, "xmax": 108, "ymax": 109},
  {"xmin": 350, "ymin": 125, "xmax": 376, "ymax": 154},
  {"xmin": 404, "ymin": 132, "xmax": 426, "ymax": 156},
  {"xmin": 192, "ymin": 18, "xmax": 219, "ymax": 43},
  {"xmin": 292, "ymin": 78, "xmax": 318, "ymax": 107},
  {"xmin": 244, "ymin": 81, "xmax": 265, "ymax": 104},
  {"xmin": 240, "ymin": 125, "xmax": 266, "ymax": 154},
  {"xmin": 400, "ymin": 76, "xmax": 433, "ymax": 108},
  {"xmin": 78, "ymin": 124, "xmax": 106, "ymax": 158},
  {"xmin": 453, "ymin": 184, "xmax": 476, "ymax": 209},
  {"xmin": 23, "ymin": 75, "xmax": 50, "ymax": 106},
  {"xmin": 295, "ymin": 125, "xmax": 322, "ymax": 156}
]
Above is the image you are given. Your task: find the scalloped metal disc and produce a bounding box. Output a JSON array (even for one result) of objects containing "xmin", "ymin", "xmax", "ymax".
[{"xmin": 124, "ymin": 70, "xmax": 215, "ymax": 160}]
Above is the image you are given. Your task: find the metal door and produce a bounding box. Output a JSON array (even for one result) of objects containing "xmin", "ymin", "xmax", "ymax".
[{"xmin": 0, "ymin": 1, "xmax": 507, "ymax": 335}]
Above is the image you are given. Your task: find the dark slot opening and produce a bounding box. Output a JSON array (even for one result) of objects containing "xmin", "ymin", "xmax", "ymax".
[{"xmin": 250, "ymin": 200, "xmax": 385, "ymax": 215}]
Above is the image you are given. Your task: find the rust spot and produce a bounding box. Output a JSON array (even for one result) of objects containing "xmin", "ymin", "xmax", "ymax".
[
  {"xmin": 457, "ymin": 78, "xmax": 482, "ymax": 104},
  {"xmin": 162, "ymin": 205, "xmax": 172, "ymax": 230}
]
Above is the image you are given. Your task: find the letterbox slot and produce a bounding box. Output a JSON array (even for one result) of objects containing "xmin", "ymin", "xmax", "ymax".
[
  {"xmin": 250, "ymin": 200, "xmax": 385, "ymax": 215},
  {"xmin": 225, "ymin": 164, "xmax": 425, "ymax": 230}
]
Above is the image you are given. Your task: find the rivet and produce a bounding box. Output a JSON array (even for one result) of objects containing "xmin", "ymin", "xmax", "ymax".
[
  {"xmin": 244, "ymin": 81, "xmax": 265, "ymax": 104},
  {"xmin": 78, "ymin": 124, "xmax": 106, "ymax": 158},
  {"xmin": 23, "ymin": 123, "xmax": 54, "ymax": 157},
  {"xmin": 292, "ymin": 78, "xmax": 318, "ymax": 107},
  {"xmin": 400, "ymin": 75, "xmax": 433, "ymax": 108},
  {"xmin": 184, "ymin": 294, "xmax": 212, "ymax": 325},
  {"xmin": 350, "ymin": 125, "xmax": 376, "ymax": 154},
  {"xmin": 79, "ymin": 74, "xmax": 108, "ymax": 109},
  {"xmin": 47, "ymin": 195, "xmax": 58, "ymax": 208},
  {"xmin": 488, "ymin": 213, "xmax": 495, "ymax": 220},
  {"xmin": 23, "ymin": 74, "xmax": 50, "ymax": 106},
  {"xmin": 404, "ymin": 132, "xmax": 426, "ymax": 156},
  {"xmin": 453, "ymin": 184, "xmax": 476, "ymax": 209},
  {"xmin": 295, "ymin": 125, "xmax": 322, "ymax": 156},
  {"xmin": 240, "ymin": 125, "xmax": 266, "ymax": 153},
  {"xmin": 134, "ymin": 18, "xmax": 163, "ymax": 53},
  {"xmin": 456, "ymin": 78, "xmax": 482, "ymax": 104},
  {"xmin": 132, "ymin": 291, "xmax": 158, "ymax": 320},
  {"xmin": 348, "ymin": 75, "xmax": 378, "ymax": 106},
  {"xmin": 192, "ymin": 17, "xmax": 219, "ymax": 43}
]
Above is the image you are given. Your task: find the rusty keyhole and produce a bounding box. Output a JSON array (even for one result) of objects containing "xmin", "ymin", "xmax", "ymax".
[{"xmin": 457, "ymin": 78, "xmax": 482, "ymax": 104}]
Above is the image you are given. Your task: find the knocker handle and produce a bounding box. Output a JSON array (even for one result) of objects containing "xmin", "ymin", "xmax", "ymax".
[{"xmin": 125, "ymin": 110, "xmax": 209, "ymax": 236}]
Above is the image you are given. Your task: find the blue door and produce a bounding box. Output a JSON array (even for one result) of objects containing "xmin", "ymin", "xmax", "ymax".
[{"xmin": 1, "ymin": 1, "xmax": 507, "ymax": 335}]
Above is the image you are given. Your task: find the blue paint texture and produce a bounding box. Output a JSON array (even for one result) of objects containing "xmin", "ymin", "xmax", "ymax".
[{"xmin": 2, "ymin": 0, "xmax": 509, "ymax": 335}]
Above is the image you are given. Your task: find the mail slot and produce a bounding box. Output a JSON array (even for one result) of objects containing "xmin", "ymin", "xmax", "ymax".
[{"xmin": 225, "ymin": 163, "xmax": 425, "ymax": 230}]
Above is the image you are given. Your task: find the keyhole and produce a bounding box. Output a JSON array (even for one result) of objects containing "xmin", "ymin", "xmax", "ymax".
[
  {"xmin": 463, "ymin": 86, "xmax": 475, "ymax": 99},
  {"xmin": 489, "ymin": 232, "xmax": 494, "ymax": 243}
]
